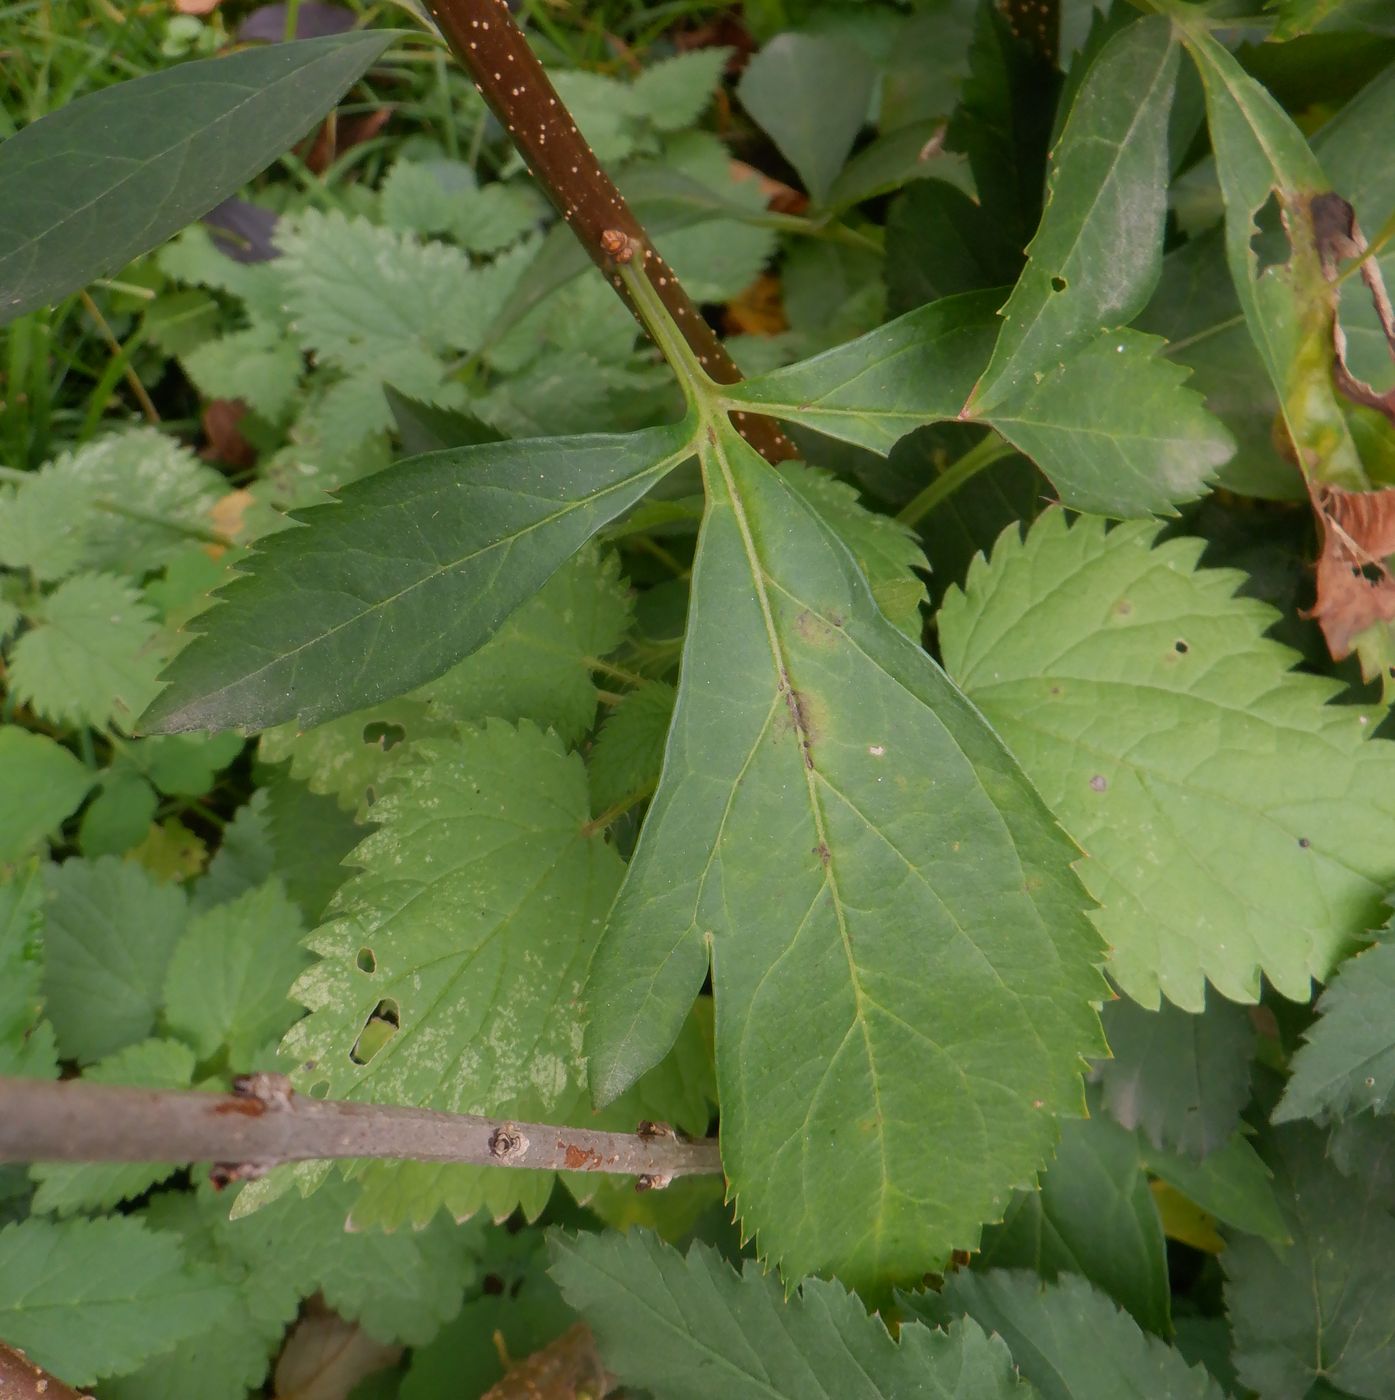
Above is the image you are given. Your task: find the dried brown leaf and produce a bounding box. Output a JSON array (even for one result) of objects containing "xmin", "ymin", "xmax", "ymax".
[{"xmin": 482, "ymin": 1322, "xmax": 613, "ymax": 1400}]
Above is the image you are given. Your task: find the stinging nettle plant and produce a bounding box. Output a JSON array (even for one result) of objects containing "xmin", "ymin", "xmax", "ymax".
[{"xmin": 6, "ymin": 0, "xmax": 1395, "ymax": 1393}]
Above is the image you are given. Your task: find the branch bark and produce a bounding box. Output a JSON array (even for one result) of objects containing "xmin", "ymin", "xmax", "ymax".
[
  {"xmin": 0, "ymin": 1342, "xmax": 85, "ymax": 1400},
  {"xmin": 424, "ymin": 0, "xmax": 794, "ymax": 464},
  {"xmin": 0, "ymin": 1075, "xmax": 720, "ymax": 1186}
]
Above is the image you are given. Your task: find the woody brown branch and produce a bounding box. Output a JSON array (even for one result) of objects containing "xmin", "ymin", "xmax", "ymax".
[
  {"xmin": 423, "ymin": 0, "xmax": 794, "ymax": 464},
  {"xmin": 0, "ymin": 1075, "xmax": 721, "ymax": 1183}
]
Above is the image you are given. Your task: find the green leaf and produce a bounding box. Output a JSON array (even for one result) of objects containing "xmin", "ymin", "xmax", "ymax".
[
  {"xmin": 0, "ymin": 1215, "xmax": 235, "ymax": 1387},
  {"xmin": 182, "ymin": 323, "xmax": 305, "ymax": 424},
  {"xmin": 1096, "ymin": 992, "xmax": 1255, "ymax": 1158},
  {"xmin": 30, "ymin": 1038, "xmax": 197, "ymax": 1216},
  {"xmin": 0, "ymin": 727, "xmax": 94, "ymax": 864},
  {"xmin": 283, "ymin": 722, "xmax": 624, "ymax": 1226},
  {"xmin": 588, "ymin": 680, "xmax": 677, "ymax": 815},
  {"xmin": 141, "ymin": 423, "xmax": 694, "ymax": 734},
  {"xmin": 0, "ymin": 31, "xmax": 397, "ymax": 325},
  {"xmin": 938, "ymin": 512, "xmax": 1395, "ymax": 1010},
  {"xmin": 586, "ymin": 427, "xmax": 1105, "ymax": 1288},
  {"xmin": 1183, "ymin": 27, "xmax": 1364, "ymax": 490},
  {"xmin": 777, "ymin": 463, "xmax": 928, "ymax": 636},
  {"xmin": 452, "ymin": 183, "xmax": 546, "ymax": 254},
  {"xmin": 9, "ymin": 572, "xmax": 164, "ymax": 731},
  {"xmin": 80, "ymin": 771, "xmax": 160, "ymax": 858},
  {"xmin": 736, "ymin": 33, "xmax": 877, "ymax": 206},
  {"xmin": 1139, "ymin": 1131, "xmax": 1287, "ymax": 1246},
  {"xmin": 722, "ymin": 290, "xmax": 1002, "ymax": 455},
  {"xmin": 163, "ymin": 880, "xmax": 309, "ymax": 1065},
  {"xmin": 193, "ymin": 789, "xmax": 275, "ymax": 913},
  {"xmin": 550, "ymin": 1230, "xmax": 1027, "ymax": 1399},
  {"xmin": 978, "ymin": 1106, "xmax": 1170, "ymax": 1336},
  {"xmin": 1274, "ymin": 935, "xmax": 1395, "ymax": 1124},
  {"xmin": 42, "ymin": 855, "xmax": 188, "ymax": 1063},
  {"xmin": 907, "ymin": 1270, "xmax": 1226, "ymax": 1400},
  {"xmin": 969, "ymin": 18, "xmax": 1180, "ymax": 412},
  {"xmin": 262, "ymin": 777, "xmax": 363, "ymax": 924},
  {"xmin": 139, "ymin": 731, "xmax": 245, "ymax": 797},
  {"xmin": 1226, "ymin": 1122, "xmax": 1395, "ymax": 1400},
  {"xmin": 0, "ymin": 864, "xmax": 56, "ymax": 1079},
  {"xmin": 631, "ymin": 47, "xmax": 732, "ymax": 133}
]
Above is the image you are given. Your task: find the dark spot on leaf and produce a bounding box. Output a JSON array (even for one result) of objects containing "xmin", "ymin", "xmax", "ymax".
[
  {"xmin": 308, "ymin": 1082, "xmax": 329, "ymax": 1099},
  {"xmin": 363, "ymin": 720, "xmax": 406, "ymax": 752},
  {"xmin": 1174, "ymin": 639, "xmax": 1189, "ymax": 654},
  {"xmin": 356, "ymin": 947, "xmax": 376, "ymax": 974},
  {"xmin": 1050, "ymin": 276, "xmax": 1066, "ymax": 293},
  {"xmin": 814, "ymin": 842, "xmax": 831, "ymax": 866},
  {"xmin": 1299, "ymin": 836, "xmax": 1311, "ymax": 848},
  {"xmin": 1113, "ymin": 599, "xmax": 1132, "ymax": 616},
  {"xmin": 1089, "ymin": 774, "xmax": 1107, "ymax": 792}
]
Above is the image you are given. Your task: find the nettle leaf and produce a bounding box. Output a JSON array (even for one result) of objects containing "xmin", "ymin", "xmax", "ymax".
[
  {"xmin": 722, "ymin": 291, "xmax": 1000, "ymax": 455},
  {"xmin": 42, "ymin": 856, "xmax": 188, "ymax": 1063},
  {"xmin": 550, "ymin": 1230, "xmax": 1027, "ymax": 1399},
  {"xmin": 586, "ymin": 427, "xmax": 1105, "ymax": 1289},
  {"xmin": 0, "ymin": 727, "xmax": 94, "ymax": 864},
  {"xmin": 283, "ymin": 722, "xmax": 625, "ymax": 1226},
  {"xmin": 969, "ymin": 17, "xmax": 1179, "ymax": 412},
  {"xmin": 163, "ymin": 880, "xmax": 309, "ymax": 1066},
  {"xmin": 141, "ymin": 423, "xmax": 694, "ymax": 734},
  {"xmin": 1096, "ymin": 992, "xmax": 1256, "ymax": 1158},
  {"xmin": 1274, "ymin": 935, "xmax": 1395, "ymax": 1125},
  {"xmin": 631, "ymin": 47, "xmax": 732, "ymax": 133},
  {"xmin": 30, "ymin": 1037, "xmax": 197, "ymax": 1217},
  {"xmin": 778, "ymin": 463, "xmax": 928, "ymax": 636},
  {"xmin": 262, "ymin": 777, "xmax": 363, "ymax": 924},
  {"xmin": 1226, "ymin": 1122, "xmax": 1395, "ymax": 1400},
  {"xmin": 80, "ymin": 771, "xmax": 161, "ymax": 859},
  {"xmin": 0, "ymin": 30, "xmax": 396, "ymax": 325},
  {"xmin": 1183, "ymin": 26, "xmax": 1363, "ymax": 490},
  {"xmin": 907, "ymin": 1269, "xmax": 1226, "ymax": 1400},
  {"xmin": 9, "ymin": 572, "xmax": 164, "ymax": 730},
  {"xmin": 0, "ymin": 1215, "xmax": 235, "ymax": 1387},
  {"xmin": 977, "ymin": 1104, "xmax": 1170, "ymax": 1336},
  {"xmin": 736, "ymin": 33, "xmax": 877, "ymax": 207},
  {"xmin": 0, "ymin": 864, "xmax": 56, "ymax": 1079},
  {"xmin": 588, "ymin": 680, "xmax": 677, "ymax": 816},
  {"xmin": 938, "ymin": 512, "xmax": 1395, "ymax": 1010}
]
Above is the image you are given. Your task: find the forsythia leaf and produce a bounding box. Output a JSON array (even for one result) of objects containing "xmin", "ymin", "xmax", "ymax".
[
  {"xmin": 550, "ymin": 1230, "xmax": 1027, "ymax": 1398},
  {"xmin": 0, "ymin": 727, "xmax": 94, "ymax": 864},
  {"xmin": 587, "ymin": 680, "xmax": 677, "ymax": 814},
  {"xmin": 30, "ymin": 1038, "xmax": 197, "ymax": 1216},
  {"xmin": 1274, "ymin": 934, "xmax": 1395, "ymax": 1124},
  {"xmin": 907, "ymin": 1269, "xmax": 1226, "ymax": 1399},
  {"xmin": 0, "ymin": 864, "xmax": 56, "ymax": 1078},
  {"xmin": 0, "ymin": 1215, "xmax": 235, "ymax": 1387},
  {"xmin": 162, "ymin": 880, "xmax": 309, "ymax": 1065},
  {"xmin": 938, "ymin": 512, "xmax": 1395, "ymax": 1010},
  {"xmin": 283, "ymin": 722, "xmax": 625, "ymax": 1226},
  {"xmin": 9, "ymin": 572, "xmax": 163, "ymax": 730},
  {"xmin": 42, "ymin": 856, "xmax": 188, "ymax": 1063}
]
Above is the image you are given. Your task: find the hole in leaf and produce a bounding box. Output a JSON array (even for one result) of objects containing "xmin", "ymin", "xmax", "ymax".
[
  {"xmin": 1250, "ymin": 191, "xmax": 1290, "ymax": 279},
  {"xmin": 350, "ymin": 999, "xmax": 400, "ymax": 1066},
  {"xmin": 363, "ymin": 721, "xmax": 407, "ymax": 752},
  {"xmin": 308, "ymin": 1081, "xmax": 329, "ymax": 1099},
  {"xmin": 1050, "ymin": 276, "xmax": 1066, "ymax": 292},
  {"xmin": 1174, "ymin": 639, "xmax": 1189, "ymax": 654},
  {"xmin": 357, "ymin": 947, "xmax": 376, "ymax": 974}
]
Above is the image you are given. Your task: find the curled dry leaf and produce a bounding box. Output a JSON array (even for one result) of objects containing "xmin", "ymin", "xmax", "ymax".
[{"xmin": 1307, "ymin": 481, "xmax": 1395, "ymax": 670}]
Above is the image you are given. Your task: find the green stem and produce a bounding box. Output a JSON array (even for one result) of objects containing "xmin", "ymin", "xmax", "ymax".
[
  {"xmin": 897, "ymin": 434, "xmax": 1016, "ymax": 528},
  {"xmin": 615, "ymin": 250, "xmax": 716, "ymax": 412}
]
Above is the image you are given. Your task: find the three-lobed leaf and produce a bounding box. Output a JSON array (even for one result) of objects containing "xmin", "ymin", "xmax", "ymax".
[
  {"xmin": 938, "ymin": 512, "xmax": 1395, "ymax": 1010},
  {"xmin": 585, "ymin": 424, "xmax": 1106, "ymax": 1288},
  {"xmin": 0, "ymin": 31, "xmax": 397, "ymax": 325},
  {"xmin": 141, "ymin": 425, "xmax": 693, "ymax": 735}
]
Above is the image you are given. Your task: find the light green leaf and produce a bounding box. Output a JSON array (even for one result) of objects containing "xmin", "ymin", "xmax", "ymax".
[
  {"xmin": 631, "ymin": 47, "xmax": 732, "ymax": 133},
  {"xmin": 548, "ymin": 69, "xmax": 642, "ymax": 164},
  {"xmin": 9, "ymin": 572, "xmax": 164, "ymax": 731},
  {"xmin": 42, "ymin": 855, "xmax": 188, "ymax": 1063},
  {"xmin": 140, "ymin": 423, "xmax": 694, "ymax": 735},
  {"xmin": 0, "ymin": 30, "xmax": 397, "ymax": 325},
  {"xmin": 777, "ymin": 462, "xmax": 928, "ymax": 636},
  {"xmin": 1274, "ymin": 935, "xmax": 1395, "ymax": 1124},
  {"xmin": 0, "ymin": 1215, "xmax": 235, "ymax": 1387},
  {"xmin": 587, "ymin": 680, "xmax": 677, "ymax": 815},
  {"xmin": 1226, "ymin": 1123, "xmax": 1395, "ymax": 1400},
  {"xmin": 193, "ymin": 789, "xmax": 275, "ymax": 913},
  {"xmin": 379, "ymin": 158, "xmax": 469, "ymax": 236},
  {"xmin": 283, "ymin": 722, "xmax": 625, "ymax": 1226},
  {"xmin": 978, "ymin": 1106, "xmax": 1170, "ymax": 1336},
  {"xmin": 163, "ymin": 880, "xmax": 309, "ymax": 1065},
  {"xmin": 79, "ymin": 771, "xmax": 159, "ymax": 858},
  {"xmin": 0, "ymin": 727, "xmax": 94, "ymax": 864},
  {"xmin": 907, "ymin": 1270, "xmax": 1226, "ymax": 1400},
  {"xmin": 1139, "ymin": 1131, "xmax": 1287, "ymax": 1246},
  {"xmin": 1183, "ymin": 26, "xmax": 1363, "ymax": 490},
  {"xmin": 938, "ymin": 512, "xmax": 1395, "ymax": 1010},
  {"xmin": 1096, "ymin": 991, "xmax": 1255, "ymax": 1158},
  {"xmin": 550, "ymin": 1230, "xmax": 1027, "ymax": 1399},
  {"xmin": 586, "ymin": 427, "xmax": 1105, "ymax": 1288},
  {"xmin": 452, "ymin": 182, "xmax": 545, "ymax": 254},
  {"xmin": 970, "ymin": 18, "xmax": 1179, "ymax": 412},
  {"xmin": 736, "ymin": 33, "xmax": 876, "ymax": 206},
  {"xmin": 0, "ymin": 864, "xmax": 55, "ymax": 1079},
  {"xmin": 30, "ymin": 1038, "xmax": 197, "ymax": 1216},
  {"xmin": 138, "ymin": 731, "xmax": 245, "ymax": 797},
  {"xmin": 182, "ymin": 322, "xmax": 305, "ymax": 423},
  {"xmin": 721, "ymin": 290, "xmax": 1002, "ymax": 454},
  {"xmin": 975, "ymin": 329, "xmax": 1232, "ymax": 517}
]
